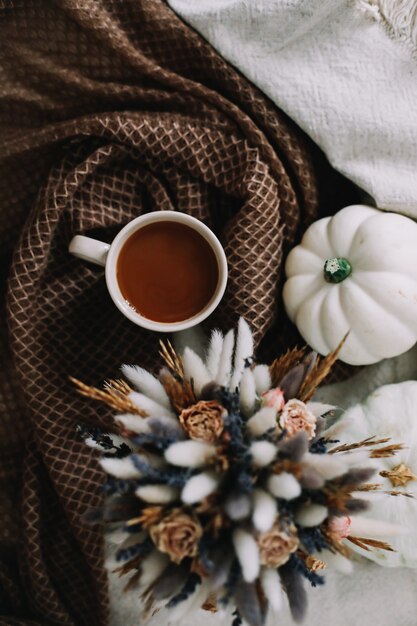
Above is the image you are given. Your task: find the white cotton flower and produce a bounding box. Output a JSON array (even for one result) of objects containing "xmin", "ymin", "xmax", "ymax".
[
  {"xmin": 252, "ymin": 488, "xmax": 277, "ymax": 532},
  {"xmin": 165, "ymin": 441, "xmax": 216, "ymax": 467},
  {"xmin": 232, "ymin": 528, "xmax": 260, "ymax": 582},
  {"xmin": 182, "ymin": 347, "xmax": 211, "ymax": 396},
  {"xmin": 239, "ymin": 368, "xmax": 257, "ymax": 417},
  {"xmin": 215, "ymin": 329, "xmax": 235, "ymax": 386},
  {"xmin": 250, "ymin": 441, "xmax": 277, "ymax": 467},
  {"xmin": 121, "ymin": 365, "xmax": 170, "ymax": 408},
  {"xmin": 129, "ymin": 391, "xmax": 176, "ymax": 419},
  {"xmin": 260, "ymin": 567, "xmax": 283, "ymax": 611},
  {"xmin": 115, "ymin": 413, "xmax": 151, "ymax": 434},
  {"xmin": 100, "ymin": 456, "xmax": 141, "ymax": 479},
  {"xmin": 205, "ymin": 329, "xmax": 224, "ymax": 378},
  {"xmin": 247, "ymin": 407, "xmax": 277, "ymax": 436},
  {"xmin": 253, "ymin": 364, "xmax": 271, "ymax": 395},
  {"xmin": 294, "ymin": 504, "xmax": 328, "ymax": 527},
  {"xmin": 135, "ymin": 485, "xmax": 179, "ymax": 503},
  {"xmin": 337, "ymin": 381, "xmax": 417, "ymax": 567},
  {"xmin": 181, "ymin": 471, "xmax": 220, "ymax": 504},
  {"xmin": 230, "ymin": 318, "xmax": 254, "ymax": 390},
  {"xmin": 267, "ymin": 472, "xmax": 301, "ymax": 500}
]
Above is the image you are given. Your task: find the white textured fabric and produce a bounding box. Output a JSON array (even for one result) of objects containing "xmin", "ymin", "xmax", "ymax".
[{"xmin": 167, "ymin": 0, "xmax": 417, "ymax": 217}]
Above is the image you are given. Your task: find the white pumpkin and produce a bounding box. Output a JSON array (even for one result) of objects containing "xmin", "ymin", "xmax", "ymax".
[
  {"xmin": 336, "ymin": 381, "xmax": 417, "ymax": 567},
  {"xmin": 283, "ymin": 205, "xmax": 417, "ymax": 365}
]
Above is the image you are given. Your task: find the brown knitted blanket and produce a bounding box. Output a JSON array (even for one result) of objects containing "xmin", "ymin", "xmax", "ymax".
[{"xmin": 0, "ymin": 2, "xmax": 357, "ymax": 625}]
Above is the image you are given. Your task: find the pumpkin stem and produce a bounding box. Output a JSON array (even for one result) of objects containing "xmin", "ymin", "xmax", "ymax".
[{"xmin": 323, "ymin": 257, "xmax": 352, "ymax": 283}]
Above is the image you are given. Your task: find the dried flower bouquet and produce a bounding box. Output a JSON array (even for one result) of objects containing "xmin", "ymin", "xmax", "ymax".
[{"xmin": 74, "ymin": 319, "xmax": 406, "ymax": 625}]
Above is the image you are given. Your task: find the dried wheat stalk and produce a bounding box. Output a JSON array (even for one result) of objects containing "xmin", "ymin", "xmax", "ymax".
[
  {"xmin": 160, "ymin": 369, "xmax": 196, "ymax": 412},
  {"xmin": 328, "ymin": 436, "xmax": 391, "ymax": 455},
  {"xmin": 383, "ymin": 490, "xmax": 414, "ymax": 498},
  {"xmin": 114, "ymin": 555, "xmax": 143, "ymax": 576},
  {"xmin": 270, "ymin": 346, "xmax": 306, "ymax": 386},
  {"xmin": 130, "ymin": 506, "xmax": 165, "ymax": 529},
  {"xmin": 355, "ymin": 483, "xmax": 383, "ymax": 492},
  {"xmin": 299, "ymin": 333, "xmax": 349, "ymax": 402},
  {"xmin": 159, "ymin": 340, "xmax": 185, "ymax": 380},
  {"xmin": 370, "ymin": 444, "xmax": 405, "ymax": 458},
  {"xmin": 123, "ymin": 570, "xmax": 142, "ymax": 593},
  {"xmin": 104, "ymin": 378, "xmax": 132, "ymax": 395},
  {"xmin": 347, "ymin": 536, "xmax": 394, "ymax": 552},
  {"xmin": 70, "ymin": 376, "xmax": 146, "ymax": 416},
  {"xmin": 298, "ymin": 552, "xmax": 327, "ymax": 572},
  {"xmin": 202, "ymin": 594, "xmax": 218, "ymax": 613}
]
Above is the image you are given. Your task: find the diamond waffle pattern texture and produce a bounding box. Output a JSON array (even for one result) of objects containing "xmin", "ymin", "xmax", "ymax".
[{"xmin": 0, "ymin": 1, "xmax": 356, "ymax": 624}]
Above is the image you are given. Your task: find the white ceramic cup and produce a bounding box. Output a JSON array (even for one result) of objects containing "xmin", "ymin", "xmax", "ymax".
[{"xmin": 69, "ymin": 211, "xmax": 228, "ymax": 332}]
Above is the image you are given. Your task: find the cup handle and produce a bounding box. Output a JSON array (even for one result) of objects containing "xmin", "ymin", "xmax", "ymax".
[{"xmin": 69, "ymin": 235, "xmax": 110, "ymax": 267}]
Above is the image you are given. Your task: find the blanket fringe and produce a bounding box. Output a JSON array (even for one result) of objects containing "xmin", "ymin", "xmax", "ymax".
[{"xmin": 353, "ymin": 0, "xmax": 417, "ymax": 57}]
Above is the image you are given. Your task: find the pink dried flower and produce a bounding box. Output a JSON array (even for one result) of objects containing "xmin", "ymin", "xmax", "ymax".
[
  {"xmin": 328, "ymin": 516, "xmax": 351, "ymax": 541},
  {"xmin": 262, "ymin": 388, "xmax": 285, "ymax": 412},
  {"xmin": 279, "ymin": 398, "xmax": 316, "ymax": 439}
]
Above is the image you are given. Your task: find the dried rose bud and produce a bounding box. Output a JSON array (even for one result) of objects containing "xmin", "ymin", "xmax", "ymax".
[
  {"xmin": 257, "ymin": 523, "xmax": 299, "ymax": 567},
  {"xmin": 279, "ymin": 398, "xmax": 316, "ymax": 439},
  {"xmin": 261, "ymin": 388, "xmax": 285, "ymax": 412},
  {"xmin": 149, "ymin": 508, "xmax": 203, "ymax": 564},
  {"xmin": 328, "ymin": 516, "xmax": 351, "ymax": 541},
  {"xmin": 179, "ymin": 400, "xmax": 226, "ymax": 443}
]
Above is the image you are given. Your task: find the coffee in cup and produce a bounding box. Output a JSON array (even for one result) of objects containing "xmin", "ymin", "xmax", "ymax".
[
  {"xmin": 117, "ymin": 220, "xmax": 219, "ymax": 324},
  {"xmin": 69, "ymin": 211, "xmax": 228, "ymax": 332}
]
